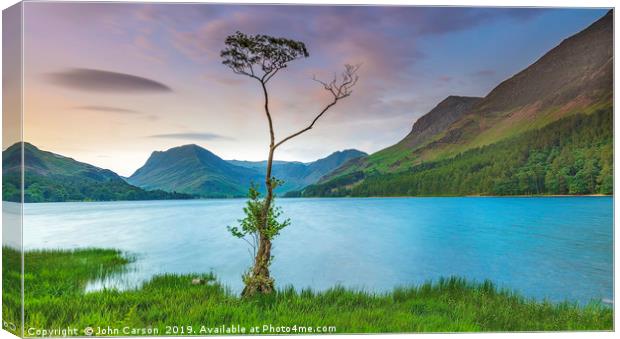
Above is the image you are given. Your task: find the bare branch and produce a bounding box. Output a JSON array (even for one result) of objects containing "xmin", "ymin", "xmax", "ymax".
[
  {"xmin": 241, "ymin": 236, "xmax": 256, "ymax": 257},
  {"xmin": 312, "ymin": 75, "xmax": 336, "ymax": 97},
  {"xmin": 274, "ymin": 64, "xmax": 361, "ymax": 149},
  {"xmin": 274, "ymin": 100, "xmax": 337, "ymax": 149}
]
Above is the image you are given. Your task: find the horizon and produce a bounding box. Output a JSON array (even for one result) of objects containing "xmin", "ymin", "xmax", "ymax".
[
  {"xmin": 11, "ymin": 140, "xmax": 367, "ymax": 175},
  {"xmin": 5, "ymin": 3, "xmax": 608, "ymax": 176}
]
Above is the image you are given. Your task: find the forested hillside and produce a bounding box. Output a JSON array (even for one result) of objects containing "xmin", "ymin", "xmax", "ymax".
[{"xmin": 301, "ymin": 108, "xmax": 612, "ymax": 197}]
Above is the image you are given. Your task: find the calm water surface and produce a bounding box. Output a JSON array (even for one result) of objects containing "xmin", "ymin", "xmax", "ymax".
[{"xmin": 20, "ymin": 197, "xmax": 612, "ymax": 304}]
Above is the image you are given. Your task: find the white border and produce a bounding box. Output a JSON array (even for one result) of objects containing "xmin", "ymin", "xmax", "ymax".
[{"xmin": 0, "ymin": 1, "xmax": 616, "ymax": 338}]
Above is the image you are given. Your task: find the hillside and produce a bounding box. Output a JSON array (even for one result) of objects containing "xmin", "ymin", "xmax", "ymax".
[
  {"xmin": 302, "ymin": 108, "xmax": 612, "ymax": 196},
  {"xmin": 2, "ymin": 143, "xmax": 191, "ymax": 202},
  {"xmin": 128, "ymin": 144, "xmax": 261, "ymax": 198},
  {"xmin": 414, "ymin": 10, "xmax": 612, "ymax": 163},
  {"xmin": 327, "ymin": 96, "xmax": 482, "ymax": 178},
  {"xmin": 230, "ymin": 149, "xmax": 367, "ymax": 193},
  {"xmin": 129, "ymin": 145, "xmax": 366, "ymax": 197},
  {"xmin": 303, "ymin": 10, "xmax": 613, "ymax": 196}
]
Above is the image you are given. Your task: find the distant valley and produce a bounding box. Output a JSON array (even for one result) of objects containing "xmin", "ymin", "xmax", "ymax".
[
  {"xmin": 228, "ymin": 149, "xmax": 367, "ymax": 194},
  {"xmin": 127, "ymin": 145, "xmax": 366, "ymax": 198},
  {"xmin": 2, "ymin": 142, "xmax": 366, "ymax": 202}
]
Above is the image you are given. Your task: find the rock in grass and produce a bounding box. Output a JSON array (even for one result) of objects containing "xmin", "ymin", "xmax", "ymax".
[{"xmin": 191, "ymin": 278, "xmax": 205, "ymax": 285}]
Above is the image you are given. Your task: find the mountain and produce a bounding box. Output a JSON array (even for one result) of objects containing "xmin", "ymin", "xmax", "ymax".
[
  {"xmin": 302, "ymin": 108, "xmax": 612, "ymax": 196},
  {"xmin": 128, "ymin": 144, "xmax": 261, "ymax": 198},
  {"xmin": 399, "ymin": 96, "xmax": 484, "ymax": 150},
  {"xmin": 129, "ymin": 144, "xmax": 366, "ymax": 197},
  {"xmin": 2, "ymin": 142, "xmax": 192, "ymax": 202},
  {"xmin": 301, "ymin": 10, "xmax": 613, "ymax": 197},
  {"xmin": 304, "ymin": 149, "xmax": 368, "ymax": 181},
  {"xmin": 326, "ymin": 96, "xmax": 482, "ymax": 178},
  {"xmin": 420, "ymin": 9, "xmax": 613, "ymax": 159},
  {"xmin": 230, "ymin": 149, "xmax": 367, "ymax": 194}
]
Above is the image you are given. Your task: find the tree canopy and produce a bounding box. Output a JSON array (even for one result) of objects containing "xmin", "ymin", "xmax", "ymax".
[{"xmin": 221, "ymin": 31, "xmax": 309, "ymax": 82}]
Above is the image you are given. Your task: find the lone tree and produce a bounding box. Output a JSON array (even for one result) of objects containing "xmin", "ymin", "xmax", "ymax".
[{"xmin": 222, "ymin": 32, "xmax": 359, "ymax": 296}]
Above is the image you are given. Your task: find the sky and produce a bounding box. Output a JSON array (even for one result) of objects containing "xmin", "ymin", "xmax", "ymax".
[{"xmin": 11, "ymin": 3, "xmax": 608, "ymax": 176}]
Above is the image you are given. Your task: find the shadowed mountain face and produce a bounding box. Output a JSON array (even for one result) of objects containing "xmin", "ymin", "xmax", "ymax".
[
  {"xmin": 414, "ymin": 10, "xmax": 613, "ymax": 161},
  {"xmin": 476, "ymin": 10, "xmax": 612, "ymax": 117},
  {"xmin": 400, "ymin": 96, "xmax": 483, "ymax": 150},
  {"xmin": 2, "ymin": 143, "xmax": 191, "ymax": 202},
  {"xmin": 302, "ymin": 10, "xmax": 613, "ymax": 197},
  {"xmin": 129, "ymin": 144, "xmax": 366, "ymax": 197},
  {"xmin": 330, "ymin": 96, "xmax": 483, "ymax": 176}
]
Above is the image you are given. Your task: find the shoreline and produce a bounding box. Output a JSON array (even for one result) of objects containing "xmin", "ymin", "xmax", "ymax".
[
  {"xmin": 2, "ymin": 247, "xmax": 612, "ymax": 334},
  {"xmin": 5, "ymin": 194, "xmax": 613, "ymax": 204},
  {"xmin": 283, "ymin": 194, "xmax": 612, "ymax": 199}
]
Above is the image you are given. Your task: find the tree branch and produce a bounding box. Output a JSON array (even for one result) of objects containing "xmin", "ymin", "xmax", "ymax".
[
  {"xmin": 274, "ymin": 99, "xmax": 338, "ymax": 149},
  {"xmin": 263, "ymin": 67, "xmax": 281, "ymax": 84},
  {"xmin": 241, "ymin": 236, "xmax": 256, "ymax": 255},
  {"xmin": 273, "ymin": 64, "xmax": 360, "ymax": 149}
]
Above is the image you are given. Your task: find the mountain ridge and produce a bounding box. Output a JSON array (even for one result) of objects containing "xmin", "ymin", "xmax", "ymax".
[
  {"xmin": 2, "ymin": 142, "xmax": 192, "ymax": 202},
  {"xmin": 128, "ymin": 144, "xmax": 261, "ymax": 198},
  {"xmin": 325, "ymin": 95, "xmax": 483, "ymax": 179},
  {"xmin": 128, "ymin": 144, "xmax": 366, "ymax": 197},
  {"xmin": 299, "ymin": 10, "xmax": 613, "ymax": 197},
  {"xmin": 416, "ymin": 9, "xmax": 613, "ymax": 161}
]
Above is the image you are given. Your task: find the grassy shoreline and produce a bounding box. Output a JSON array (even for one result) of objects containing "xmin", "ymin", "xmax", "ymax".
[{"xmin": 2, "ymin": 247, "xmax": 613, "ymax": 335}]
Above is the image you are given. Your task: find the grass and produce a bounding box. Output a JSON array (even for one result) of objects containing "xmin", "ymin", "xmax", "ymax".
[{"xmin": 2, "ymin": 247, "xmax": 613, "ymax": 336}]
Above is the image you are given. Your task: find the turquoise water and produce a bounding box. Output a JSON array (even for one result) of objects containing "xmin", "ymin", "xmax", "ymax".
[{"xmin": 22, "ymin": 197, "xmax": 612, "ymax": 304}]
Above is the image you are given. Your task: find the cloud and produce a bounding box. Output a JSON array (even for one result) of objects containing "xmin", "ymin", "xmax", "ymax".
[
  {"xmin": 147, "ymin": 132, "xmax": 233, "ymax": 141},
  {"xmin": 155, "ymin": 5, "xmax": 544, "ymax": 135},
  {"xmin": 46, "ymin": 68, "xmax": 172, "ymax": 93},
  {"xmin": 74, "ymin": 105, "xmax": 141, "ymax": 114}
]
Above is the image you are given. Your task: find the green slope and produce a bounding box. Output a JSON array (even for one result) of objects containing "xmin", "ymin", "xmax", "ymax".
[
  {"xmin": 129, "ymin": 144, "xmax": 366, "ymax": 198},
  {"xmin": 326, "ymin": 96, "xmax": 483, "ymax": 178},
  {"xmin": 2, "ymin": 143, "xmax": 192, "ymax": 202},
  {"xmin": 128, "ymin": 144, "xmax": 262, "ymax": 198},
  {"xmin": 302, "ymin": 108, "xmax": 612, "ymax": 197}
]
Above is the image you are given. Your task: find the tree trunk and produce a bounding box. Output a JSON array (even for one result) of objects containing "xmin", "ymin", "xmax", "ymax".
[
  {"xmin": 242, "ymin": 233, "xmax": 273, "ymax": 296},
  {"xmin": 242, "ymin": 146, "xmax": 275, "ymax": 297}
]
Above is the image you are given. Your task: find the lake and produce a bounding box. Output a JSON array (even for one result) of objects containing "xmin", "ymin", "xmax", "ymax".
[{"xmin": 14, "ymin": 197, "xmax": 613, "ymax": 304}]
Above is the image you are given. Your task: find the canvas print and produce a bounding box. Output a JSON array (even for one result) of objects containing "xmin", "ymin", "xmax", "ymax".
[{"xmin": 1, "ymin": 2, "xmax": 614, "ymax": 337}]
